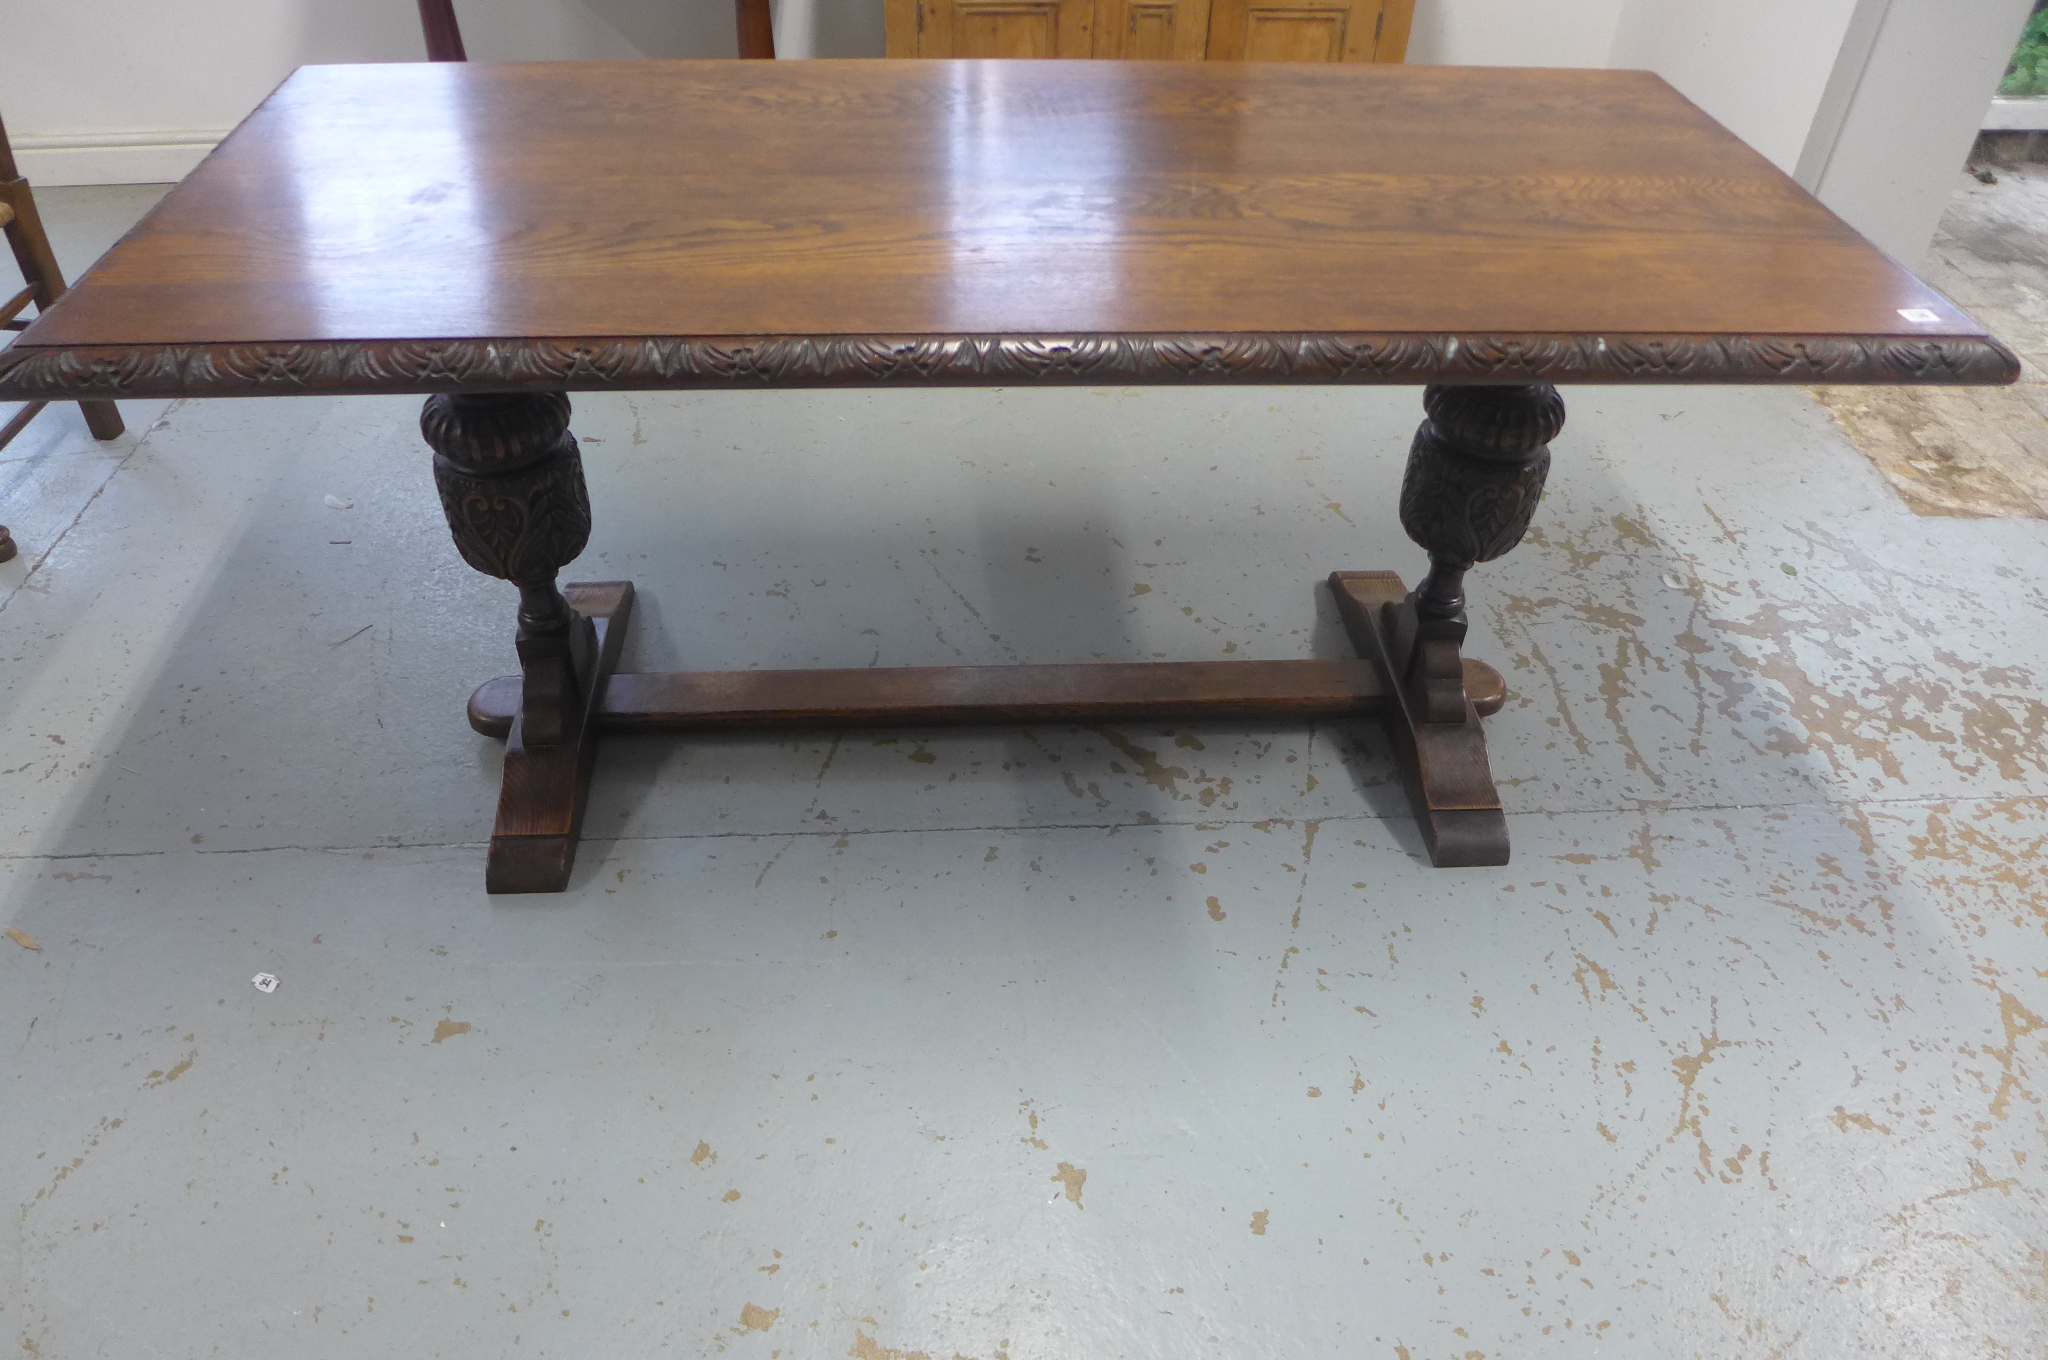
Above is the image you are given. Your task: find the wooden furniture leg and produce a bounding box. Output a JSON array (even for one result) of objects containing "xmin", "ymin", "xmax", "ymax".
[
  {"xmin": 437, "ymin": 383, "xmax": 1551, "ymax": 892},
  {"xmin": 455, "ymin": 579, "xmax": 1523, "ymax": 894},
  {"xmin": 0, "ymin": 113, "xmax": 122, "ymax": 444},
  {"xmin": 737, "ymin": 0, "xmax": 777, "ymax": 57},
  {"xmin": 436, "ymin": 383, "xmax": 1549, "ymax": 892},
  {"xmin": 425, "ymin": 391, "xmax": 624, "ymax": 893},
  {"xmin": 416, "ymin": 0, "xmax": 467, "ymax": 60},
  {"xmin": 0, "ymin": 112, "xmax": 122, "ymax": 561},
  {"xmin": 1335, "ymin": 383, "xmax": 1561, "ymax": 867},
  {"xmin": 457, "ymin": 574, "xmax": 1515, "ymax": 891},
  {"xmin": 469, "ymin": 651, "xmax": 1506, "ymax": 738}
]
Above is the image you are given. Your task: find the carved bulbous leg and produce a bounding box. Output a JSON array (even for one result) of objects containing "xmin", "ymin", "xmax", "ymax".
[
  {"xmin": 1393, "ymin": 383, "xmax": 1563, "ymax": 722},
  {"xmin": 425, "ymin": 391, "xmax": 597, "ymax": 747},
  {"xmin": 1329, "ymin": 382, "xmax": 1562, "ymax": 869},
  {"xmin": 425, "ymin": 390, "xmax": 636, "ymax": 895}
]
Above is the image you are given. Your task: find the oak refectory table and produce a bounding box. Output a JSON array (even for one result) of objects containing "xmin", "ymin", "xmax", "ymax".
[{"xmin": 0, "ymin": 60, "xmax": 2016, "ymax": 891}]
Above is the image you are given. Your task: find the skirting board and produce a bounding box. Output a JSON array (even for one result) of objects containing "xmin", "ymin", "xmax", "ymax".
[
  {"xmin": 1984, "ymin": 98, "xmax": 2048, "ymax": 132},
  {"xmin": 13, "ymin": 131, "xmax": 227, "ymax": 187}
]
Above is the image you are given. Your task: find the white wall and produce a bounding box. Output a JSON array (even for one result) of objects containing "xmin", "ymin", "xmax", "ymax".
[
  {"xmin": 1406, "ymin": 0, "xmax": 1626, "ymax": 67},
  {"xmin": 1808, "ymin": 0, "xmax": 2037, "ymax": 264},
  {"xmin": 5, "ymin": 0, "xmax": 387, "ymax": 183},
  {"xmin": 771, "ymin": 0, "xmax": 888, "ymax": 59},
  {"xmin": 1601, "ymin": 0, "xmax": 2033, "ymax": 265},
  {"xmin": 0, "ymin": 0, "xmax": 884, "ymax": 185},
  {"xmin": 1607, "ymin": 0, "xmax": 1864, "ymax": 173}
]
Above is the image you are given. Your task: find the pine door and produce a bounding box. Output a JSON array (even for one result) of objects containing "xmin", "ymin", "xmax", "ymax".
[{"xmin": 887, "ymin": 0, "xmax": 1412, "ymax": 60}]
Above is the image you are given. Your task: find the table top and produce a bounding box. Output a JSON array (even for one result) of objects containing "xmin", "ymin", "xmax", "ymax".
[{"xmin": 0, "ymin": 59, "xmax": 2016, "ymax": 399}]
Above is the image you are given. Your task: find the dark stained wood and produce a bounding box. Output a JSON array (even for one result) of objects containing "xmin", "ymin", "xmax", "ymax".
[
  {"xmin": 1331, "ymin": 570, "xmax": 1509, "ymax": 868},
  {"xmin": 466, "ymin": 575, "xmax": 1510, "ymax": 888},
  {"xmin": 1, "ymin": 283, "xmax": 37, "ymax": 327},
  {"xmin": 467, "ymin": 654, "xmax": 1507, "ymax": 736},
  {"xmin": 420, "ymin": 390, "xmax": 605, "ymax": 891},
  {"xmin": 2, "ymin": 61, "xmax": 2008, "ymax": 372},
  {"xmin": 0, "ymin": 400, "xmax": 47, "ymax": 448},
  {"xmin": 0, "ymin": 329, "xmax": 2014, "ymax": 403},
  {"xmin": 422, "ymin": 392, "xmax": 596, "ymax": 746},
  {"xmin": 416, "ymin": 0, "xmax": 467, "ymax": 60},
  {"xmin": 468, "ymin": 657, "xmax": 1395, "ymax": 739},
  {"xmin": 737, "ymin": 0, "xmax": 777, "ymax": 57},
  {"xmin": 1391, "ymin": 382, "xmax": 1560, "ymax": 726},
  {"xmin": 487, "ymin": 581, "xmax": 634, "ymax": 894},
  {"xmin": 1462, "ymin": 657, "xmax": 1505, "ymax": 719}
]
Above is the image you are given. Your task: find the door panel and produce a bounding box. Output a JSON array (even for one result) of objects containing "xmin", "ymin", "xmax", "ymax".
[
  {"xmin": 887, "ymin": 0, "xmax": 1411, "ymax": 61},
  {"xmin": 917, "ymin": 0, "xmax": 1096, "ymax": 56},
  {"xmin": 1245, "ymin": 7, "xmax": 1346, "ymax": 61},
  {"xmin": 1096, "ymin": 0, "xmax": 1210, "ymax": 59},
  {"xmin": 1374, "ymin": 0, "xmax": 1414, "ymax": 61},
  {"xmin": 1206, "ymin": 0, "xmax": 1385, "ymax": 62}
]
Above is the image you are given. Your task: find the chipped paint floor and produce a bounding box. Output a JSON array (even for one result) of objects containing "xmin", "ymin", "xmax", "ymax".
[{"xmin": 4, "ymin": 187, "xmax": 2047, "ymax": 1360}]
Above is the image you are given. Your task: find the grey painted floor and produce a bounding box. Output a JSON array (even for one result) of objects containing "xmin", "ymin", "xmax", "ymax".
[{"xmin": 4, "ymin": 186, "xmax": 2047, "ymax": 1360}]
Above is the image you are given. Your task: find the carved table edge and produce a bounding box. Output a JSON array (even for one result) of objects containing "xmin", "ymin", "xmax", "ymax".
[{"xmin": 0, "ymin": 331, "xmax": 2020, "ymax": 399}]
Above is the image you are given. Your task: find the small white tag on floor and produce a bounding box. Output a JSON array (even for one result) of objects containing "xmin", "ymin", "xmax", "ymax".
[{"xmin": 251, "ymin": 972, "xmax": 279, "ymax": 993}]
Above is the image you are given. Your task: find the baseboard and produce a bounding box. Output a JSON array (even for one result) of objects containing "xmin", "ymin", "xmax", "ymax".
[
  {"xmin": 1984, "ymin": 98, "xmax": 2048, "ymax": 133},
  {"xmin": 12, "ymin": 131, "xmax": 229, "ymax": 187}
]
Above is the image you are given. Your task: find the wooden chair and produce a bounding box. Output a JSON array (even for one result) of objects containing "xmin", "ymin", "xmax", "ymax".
[
  {"xmin": 415, "ymin": 0, "xmax": 777, "ymax": 61},
  {"xmin": 0, "ymin": 109, "xmax": 124, "ymax": 563}
]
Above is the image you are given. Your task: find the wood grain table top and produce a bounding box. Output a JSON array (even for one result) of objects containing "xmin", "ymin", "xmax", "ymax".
[{"xmin": 0, "ymin": 59, "xmax": 2017, "ymax": 398}]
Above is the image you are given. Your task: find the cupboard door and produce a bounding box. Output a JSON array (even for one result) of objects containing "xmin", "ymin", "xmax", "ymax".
[
  {"xmin": 885, "ymin": 0, "xmax": 1413, "ymax": 61},
  {"xmin": 1206, "ymin": 0, "xmax": 1399, "ymax": 62},
  {"xmin": 897, "ymin": 0, "xmax": 1097, "ymax": 57},
  {"xmin": 1095, "ymin": 0, "xmax": 1211, "ymax": 59}
]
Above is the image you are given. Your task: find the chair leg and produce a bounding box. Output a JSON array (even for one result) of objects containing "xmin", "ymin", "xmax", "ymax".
[
  {"xmin": 2, "ymin": 182, "xmax": 70, "ymax": 319},
  {"xmin": 417, "ymin": 0, "xmax": 468, "ymax": 61},
  {"xmin": 737, "ymin": 0, "xmax": 776, "ymax": 58},
  {"xmin": 1, "ymin": 139, "xmax": 125, "ymax": 444}
]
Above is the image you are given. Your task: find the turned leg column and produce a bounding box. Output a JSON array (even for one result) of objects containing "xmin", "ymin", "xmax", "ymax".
[
  {"xmin": 424, "ymin": 391, "xmax": 597, "ymax": 746},
  {"xmin": 1393, "ymin": 382, "xmax": 1562, "ymax": 722},
  {"xmin": 1329, "ymin": 381, "xmax": 1562, "ymax": 868},
  {"xmin": 426, "ymin": 390, "xmax": 639, "ymax": 894}
]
